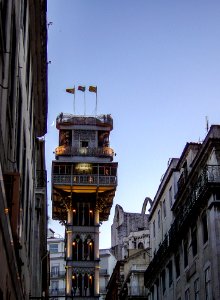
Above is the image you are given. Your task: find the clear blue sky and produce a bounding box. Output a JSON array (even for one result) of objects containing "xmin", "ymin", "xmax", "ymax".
[{"xmin": 46, "ymin": 0, "xmax": 220, "ymax": 248}]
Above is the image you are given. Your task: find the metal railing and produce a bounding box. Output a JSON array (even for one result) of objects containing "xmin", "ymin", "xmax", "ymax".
[
  {"xmin": 52, "ymin": 174, "xmax": 117, "ymax": 186},
  {"xmin": 127, "ymin": 286, "xmax": 148, "ymax": 296},
  {"xmin": 145, "ymin": 165, "xmax": 220, "ymax": 286},
  {"xmin": 49, "ymin": 288, "xmax": 65, "ymax": 296},
  {"xmin": 55, "ymin": 146, "xmax": 114, "ymax": 158},
  {"xmin": 50, "ymin": 271, "xmax": 65, "ymax": 278},
  {"xmin": 56, "ymin": 113, "xmax": 113, "ymax": 128}
]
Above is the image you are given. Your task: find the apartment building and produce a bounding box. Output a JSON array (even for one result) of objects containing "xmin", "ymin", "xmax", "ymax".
[
  {"xmin": 145, "ymin": 125, "xmax": 220, "ymax": 300},
  {"xmin": 48, "ymin": 229, "xmax": 66, "ymax": 299},
  {"xmin": 0, "ymin": 0, "xmax": 48, "ymax": 298},
  {"xmin": 99, "ymin": 248, "xmax": 117, "ymax": 300}
]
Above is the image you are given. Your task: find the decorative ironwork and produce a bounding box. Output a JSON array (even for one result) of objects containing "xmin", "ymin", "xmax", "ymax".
[
  {"xmin": 145, "ymin": 165, "xmax": 220, "ymax": 287},
  {"xmin": 50, "ymin": 270, "xmax": 65, "ymax": 278},
  {"xmin": 55, "ymin": 145, "xmax": 114, "ymax": 158},
  {"xmin": 52, "ymin": 174, "xmax": 117, "ymax": 186},
  {"xmin": 56, "ymin": 113, "xmax": 113, "ymax": 129}
]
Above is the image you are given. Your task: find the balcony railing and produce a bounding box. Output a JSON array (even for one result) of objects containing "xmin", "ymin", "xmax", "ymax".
[
  {"xmin": 50, "ymin": 270, "xmax": 65, "ymax": 278},
  {"xmin": 145, "ymin": 165, "xmax": 220, "ymax": 286},
  {"xmin": 49, "ymin": 288, "xmax": 65, "ymax": 296},
  {"xmin": 127, "ymin": 286, "xmax": 148, "ymax": 297},
  {"xmin": 56, "ymin": 113, "xmax": 113, "ymax": 129},
  {"xmin": 52, "ymin": 174, "xmax": 117, "ymax": 186},
  {"xmin": 35, "ymin": 170, "xmax": 47, "ymax": 188},
  {"xmin": 55, "ymin": 145, "xmax": 114, "ymax": 159}
]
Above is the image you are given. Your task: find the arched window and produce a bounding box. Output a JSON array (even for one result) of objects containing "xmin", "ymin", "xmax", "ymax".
[
  {"xmin": 89, "ymin": 240, "xmax": 94, "ymax": 260},
  {"xmin": 72, "ymin": 240, "xmax": 77, "ymax": 260},
  {"xmin": 89, "ymin": 274, "xmax": 94, "ymax": 296},
  {"xmin": 72, "ymin": 273, "xmax": 77, "ymax": 296},
  {"xmin": 138, "ymin": 242, "xmax": 144, "ymax": 249},
  {"xmin": 84, "ymin": 273, "xmax": 89, "ymax": 296},
  {"xmin": 78, "ymin": 274, "xmax": 82, "ymax": 296}
]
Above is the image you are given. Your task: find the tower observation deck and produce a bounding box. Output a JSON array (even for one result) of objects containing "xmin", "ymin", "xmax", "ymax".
[{"xmin": 51, "ymin": 113, "xmax": 118, "ymax": 298}]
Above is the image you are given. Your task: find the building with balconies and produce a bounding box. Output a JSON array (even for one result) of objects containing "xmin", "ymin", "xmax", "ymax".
[
  {"xmin": 0, "ymin": 0, "xmax": 48, "ymax": 298},
  {"xmin": 51, "ymin": 113, "xmax": 118, "ymax": 299},
  {"xmin": 48, "ymin": 229, "xmax": 66, "ymax": 299},
  {"xmin": 145, "ymin": 125, "xmax": 220, "ymax": 300},
  {"xmin": 99, "ymin": 248, "xmax": 117, "ymax": 300}
]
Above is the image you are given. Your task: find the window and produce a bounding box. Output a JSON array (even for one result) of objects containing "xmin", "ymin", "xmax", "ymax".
[
  {"xmin": 175, "ymin": 254, "xmax": 180, "ymax": 278},
  {"xmin": 185, "ymin": 289, "xmax": 190, "ymax": 300},
  {"xmin": 183, "ymin": 238, "xmax": 188, "ymax": 268},
  {"xmin": 158, "ymin": 210, "xmax": 161, "ymax": 229},
  {"xmin": 194, "ymin": 278, "xmax": 199, "ymax": 300},
  {"xmin": 150, "ymin": 286, "xmax": 154, "ymax": 300},
  {"xmin": 153, "ymin": 220, "xmax": 156, "ymax": 237},
  {"xmin": 191, "ymin": 225, "xmax": 197, "ymax": 257},
  {"xmin": 161, "ymin": 269, "xmax": 166, "ymax": 294},
  {"xmin": 167, "ymin": 261, "xmax": 173, "ymax": 287},
  {"xmin": 205, "ymin": 267, "xmax": 211, "ymax": 300},
  {"xmin": 156, "ymin": 278, "xmax": 160, "ymax": 300},
  {"xmin": 51, "ymin": 265, "xmax": 59, "ymax": 277},
  {"xmin": 163, "ymin": 199, "xmax": 166, "ymax": 218},
  {"xmin": 49, "ymin": 243, "xmax": 59, "ymax": 253},
  {"xmin": 51, "ymin": 280, "xmax": 59, "ymax": 291},
  {"xmin": 169, "ymin": 187, "xmax": 173, "ymax": 208},
  {"xmin": 202, "ymin": 214, "xmax": 208, "ymax": 244},
  {"xmin": 81, "ymin": 140, "xmax": 88, "ymax": 148}
]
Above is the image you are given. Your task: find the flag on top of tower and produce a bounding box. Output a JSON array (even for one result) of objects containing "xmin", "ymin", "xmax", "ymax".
[
  {"xmin": 89, "ymin": 86, "xmax": 97, "ymax": 93},
  {"xmin": 78, "ymin": 85, "xmax": 86, "ymax": 92},
  {"xmin": 66, "ymin": 87, "xmax": 75, "ymax": 94}
]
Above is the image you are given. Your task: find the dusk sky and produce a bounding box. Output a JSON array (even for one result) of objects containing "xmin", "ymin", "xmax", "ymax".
[{"xmin": 46, "ymin": 0, "xmax": 220, "ymax": 248}]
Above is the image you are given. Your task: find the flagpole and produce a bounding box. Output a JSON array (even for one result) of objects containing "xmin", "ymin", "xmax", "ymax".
[
  {"xmin": 84, "ymin": 89, "xmax": 86, "ymax": 115},
  {"xmin": 74, "ymin": 85, "xmax": 75, "ymax": 114},
  {"xmin": 95, "ymin": 86, "xmax": 98, "ymax": 115}
]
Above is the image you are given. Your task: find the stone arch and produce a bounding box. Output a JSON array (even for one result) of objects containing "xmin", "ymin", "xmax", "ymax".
[{"xmin": 141, "ymin": 197, "xmax": 153, "ymax": 214}]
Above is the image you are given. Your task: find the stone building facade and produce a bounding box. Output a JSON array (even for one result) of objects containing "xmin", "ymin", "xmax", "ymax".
[
  {"xmin": 0, "ymin": 0, "xmax": 48, "ymax": 298},
  {"xmin": 107, "ymin": 202, "xmax": 150, "ymax": 299},
  {"xmin": 111, "ymin": 204, "xmax": 149, "ymax": 261},
  {"xmin": 145, "ymin": 125, "xmax": 220, "ymax": 300},
  {"xmin": 48, "ymin": 229, "xmax": 66, "ymax": 299}
]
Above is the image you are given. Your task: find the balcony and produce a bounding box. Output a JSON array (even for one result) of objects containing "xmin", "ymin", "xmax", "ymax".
[
  {"xmin": 49, "ymin": 288, "xmax": 65, "ymax": 296},
  {"xmin": 52, "ymin": 174, "xmax": 117, "ymax": 187},
  {"xmin": 145, "ymin": 165, "xmax": 220, "ymax": 287},
  {"xmin": 55, "ymin": 145, "xmax": 114, "ymax": 160},
  {"xmin": 50, "ymin": 270, "xmax": 65, "ymax": 278},
  {"xmin": 56, "ymin": 113, "xmax": 113, "ymax": 129},
  {"xmin": 127, "ymin": 285, "xmax": 148, "ymax": 297}
]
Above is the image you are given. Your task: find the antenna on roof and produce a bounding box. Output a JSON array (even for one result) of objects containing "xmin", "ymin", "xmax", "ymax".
[{"xmin": 205, "ymin": 116, "xmax": 209, "ymax": 133}]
